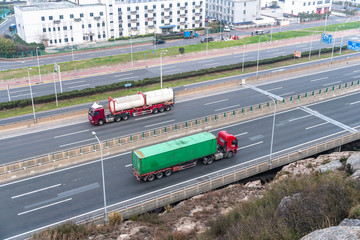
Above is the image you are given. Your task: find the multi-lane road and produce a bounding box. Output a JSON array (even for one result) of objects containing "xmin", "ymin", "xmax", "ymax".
[{"xmin": 1, "ymin": 89, "xmax": 359, "ymax": 240}]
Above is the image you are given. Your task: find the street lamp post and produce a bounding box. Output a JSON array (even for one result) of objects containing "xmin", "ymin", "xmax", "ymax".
[
  {"xmin": 206, "ymin": 28, "xmax": 209, "ymax": 56},
  {"xmin": 160, "ymin": 50, "xmax": 167, "ymax": 88},
  {"xmin": 154, "ymin": 24, "xmax": 157, "ymax": 51},
  {"xmin": 242, "ymin": 43, "xmax": 245, "ymax": 73},
  {"xmin": 71, "ymin": 45, "xmax": 74, "ymax": 61},
  {"xmin": 35, "ymin": 47, "xmax": 42, "ymax": 82},
  {"xmin": 256, "ymin": 35, "xmax": 268, "ymax": 78},
  {"xmin": 27, "ymin": 68, "xmax": 37, "ymax": 123},
  {"xmin": 309, "ymin": 33, "xmax": 314, "ymax": 61},
  {"xmin": 331, "ymin": 25, "xmax": 345, "ymax": 63},
  {"xmin": 130, "ymin": 34, "xmax": 133, "ymax": 68},
  {"xmin": 267, "ymin": 95, "xmax": 281, "ymax": 169},
  {"xmin": 92, "ymin": 131, "xmax": 108, "ymax": 223}
]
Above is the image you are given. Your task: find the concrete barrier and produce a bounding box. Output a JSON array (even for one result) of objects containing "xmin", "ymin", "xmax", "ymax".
[{"xmin": 0, "ymin": 80, "xmax": 359, "ymax": 182}]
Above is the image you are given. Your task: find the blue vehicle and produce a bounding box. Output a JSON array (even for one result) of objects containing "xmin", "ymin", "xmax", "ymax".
[
  {"xmin": 183, "ymin": 30, "xmax": 199, "ymax": 39},
  {"xmin": 9, "ymin": 24, "xmax": 16, "ymax": 32}
]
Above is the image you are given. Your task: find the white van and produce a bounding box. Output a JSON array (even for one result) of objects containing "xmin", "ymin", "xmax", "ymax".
[{"xmin": 224, "ymin": 26, "xmax": 231, "ymax": 32}]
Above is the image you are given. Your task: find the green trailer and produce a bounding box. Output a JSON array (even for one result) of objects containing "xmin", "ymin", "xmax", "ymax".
[{"xmin": 132, "ymin": 132, "xmax": 217, "ymax": 181}]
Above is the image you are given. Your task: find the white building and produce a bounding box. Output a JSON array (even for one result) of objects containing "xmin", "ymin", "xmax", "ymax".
[
  {"xmin": 206, "ymin": 0, "xmax": 260, "ymax": 25},
  {"xmin": 283, "ymin": 0, "xmax": 332, "ymax": 16},
  {"xmin": 15, "ymin": 0, "xmax": 205, "ymax": 47}
]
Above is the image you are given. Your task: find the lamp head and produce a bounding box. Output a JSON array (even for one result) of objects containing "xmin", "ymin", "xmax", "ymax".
[{"xmin": 92, "ymin": 131, "xmax": 96, "ymax": 136}]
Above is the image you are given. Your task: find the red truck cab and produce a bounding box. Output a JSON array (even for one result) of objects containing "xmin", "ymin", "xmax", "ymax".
[
  {"xmin": 217, "ymin": 131, "xmax": 238, "ymax": 157},
  {"xmin": 88, "ymin": 102, "xmax": 106, "ymax": 125}
]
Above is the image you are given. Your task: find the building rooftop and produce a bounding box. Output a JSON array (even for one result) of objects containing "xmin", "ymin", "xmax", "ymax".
[{"xmin": 17, "ymin": 1, "xmax": 103, "ymax": 11}]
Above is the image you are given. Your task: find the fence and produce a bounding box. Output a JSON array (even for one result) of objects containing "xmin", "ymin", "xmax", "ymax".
[{"xmin": 1, "ymin": 79, "xmax": 359, "ymax": 177}]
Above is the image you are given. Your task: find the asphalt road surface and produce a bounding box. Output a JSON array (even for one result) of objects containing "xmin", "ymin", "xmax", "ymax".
[{"xmin": 1, "ymin": 91, "xmax": 359, "ymax": 240}]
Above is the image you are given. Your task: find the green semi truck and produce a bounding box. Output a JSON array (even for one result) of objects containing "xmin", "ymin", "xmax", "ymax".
[{"xmin": 132, "ymin": 131, "xmax": 238, "ymax": 182}]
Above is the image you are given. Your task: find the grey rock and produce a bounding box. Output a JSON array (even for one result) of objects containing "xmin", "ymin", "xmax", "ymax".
[
  {"xmin": 339, "ymin": 218, "xmax": 360, "ymax": 227},
  {"xmin": 346, "ymin": 169, "xmax": 360, "ymax": 182},
  {"xmin": 317, "ymin": 160, "xmax": 343, "ymax": 173},
  {"xmin": 276, "ymin": 193, "xmax": 302, "ymax": 224},
  {"xmin": 301, "ymin": 226, "xmax": 360, "ymax": 240},
  {"xmin": 346, "ymin": 153, "xmax": 360, "ymax": 173}
]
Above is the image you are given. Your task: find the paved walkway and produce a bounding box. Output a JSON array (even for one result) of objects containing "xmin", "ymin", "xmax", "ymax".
[{"xmin": 1, "ymin": 28, "xmax": 358, "ymax": 90}]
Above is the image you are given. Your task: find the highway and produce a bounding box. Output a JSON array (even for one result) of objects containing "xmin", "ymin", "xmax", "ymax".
[
  {"xmin": 1, "ymin": 91, "xmax": 359, "ymax": 240},
  {"xmin": 1, "ymin": 61, "xmax": 360, "ymax": 164},
  {"xmin": 1, "ymin": 29, "xmax": 360, "ymax": 103},
  {"xmin": 0, "ymin": 14, "xmax": 355, "ymax": 71}
]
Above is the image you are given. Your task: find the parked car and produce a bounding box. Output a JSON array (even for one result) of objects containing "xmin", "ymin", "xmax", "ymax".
[
  {"xmin": 201, "ymin": 37, "xmax": 214, "ymax": 43},
  {"xmin": 224, "ymin": 26, "xmax": 231, "ymax": 32},
  {"xmin": 153, "ymin": 39, "xmax": 166, "ymax": 45},
  {"xmin": 229, "ymin": 25, "xmax": 235, "ymax": 30}
]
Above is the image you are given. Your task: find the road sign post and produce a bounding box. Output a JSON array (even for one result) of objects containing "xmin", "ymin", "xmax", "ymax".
[
  {"xmin": 347, "ymin": 41, "xmax": 360, "ymax": 51},
  {"xmin": 54, "ymin": 63, "xmax": 63, "ymax": 93}
]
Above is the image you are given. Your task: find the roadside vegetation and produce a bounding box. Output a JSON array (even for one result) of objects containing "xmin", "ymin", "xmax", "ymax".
[{"xmin": 31, "ymin": 171, "xmax": 360, "ymax": 240}]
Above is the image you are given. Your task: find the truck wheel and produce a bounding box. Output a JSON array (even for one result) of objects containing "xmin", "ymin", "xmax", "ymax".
[
  {"xmin": 156, "ymin": 172, "xmax": 164, "ymax": 179},
  {"xmin": 164, "ymin": 169, "xmax": 172, "ymax": 177},
  {"xmin": 115, "ymin": 116, "xmax": 121, "ymax": 122},
  {"xmin": 153, "ymin": 108, "xmax": 159, "ymax": 114},
  {"xmin": 98, "ymin": 119, "xmax": 104, "ymax": 126},
  {"xmin": 206, "ymin": 156, "xmax": 214, "ymax": 165},
  {"xmin": 165, "ymin": 105, "xmax": 171, "ymax": 111},
  {"xmin": 159, "ymin": 106, "xmax": 165, "ymax": 112},
  {"xmin": 122, "ymin": 114, "xmax": 129, "ymax": 121},
  {"xmin": 147, "ymin": 174, "xmax": 155, "ymax": 182},
  {"xmin": 226, "ymin": 151, "xmax": 234, "ymax": 159}
]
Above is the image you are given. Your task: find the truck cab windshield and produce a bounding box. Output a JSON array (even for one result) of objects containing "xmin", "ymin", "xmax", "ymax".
[{"xmin": 88, "ymin": 108, "xmax": 94, "ymax": 116}]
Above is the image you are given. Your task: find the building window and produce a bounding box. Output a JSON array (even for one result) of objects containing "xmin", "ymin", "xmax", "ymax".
[
  {"xmin": 145, "ymin": 21, "xmax": 148, "ymax": 25},
  {"xmin": 153, "ymin": 5, "xmax": 156, "ymax": 8},
  {"xmin": 58, "ymin": 27, "xmax": 60, "ymax": 31},
  {"xmin": 161, "ymin": 20, "xmax": 164, "ymax": 23},
  {"xmin": 53, "ymin": 27, "xmax": 56, "ymax": 31},
  {"xmin": 59, "ymin": 39, "xmax": 61, "ymax": 43},
  {"xmin": 145, "ymin": 13, "xmax": 148, "ymax": 17},
  {"xmin": 102, "ymin": 22, "xmax": 105, "ymax": 26},
  {"xmin": 70, "ymin": 14, "xmax": 74, "ymax": 18},
  {"xmin": 71, "ymin": 37, "xmax": 73, "ymax": 41},
  {"xmin": 128, "ymin": 15, "xmax": 130, "ymax": 19},
  {"xmin": 144, "ymin": 6, "xmax": 147, "ymax": 10},
  {"xmin": 100, "ymin": 12, "xmax": 103, "ymax": 16},
  {"xmin": 110, "ymin": 21, "xmax": 113, "ymax": 23},
  {"xmin": 82, "ymin": 24, "xmax": 84, "ymax": 29},
  {"xmin": 243, "ymin": 10, "xmax": 246, "ymax": 14},
  {"xmin": 98, "ymin": 34, "xmax": 101, "ymax": 38},
  {"xmin": 70, "ymin": 26, "xmax": 72, "ymax": 30},
  {"xmin": 170, "ymin": 3, "xmax": 172, "ymax": 7},
  {"xmin": 48, "ymin": 28, "xmax": 51, "ymax": 31},
  {"xmin": 49, "ymin": 16, "xmax": 53, "ymax": 20},
  {"xmin": 137, "ymin": 22, "xmax": 139, "ymax": 26},
  {"xmin": 88, "ymin": 24, "xmax": 91, "ymax": 28},
  {"xmin": 63, "ymin": 26, "xmax": 67, "ymax": 30},
  {"xmin": 54, "ymin": 39, "xmax": 57, "ymax": 43},
  {"xmin": 110, "ymin": 12, "xmax": 113, "ymax": 15},
  {"xmin": 41, "ymin": 16, "xmax": 45, "ymax": 21},
  {"xmin": 60, "ymin": 15, "xmax": 63, "ymax": 19},
  {"xmin": 177, "ymin": 18, "xmax": 180, "ymax": 21},
  {"xmin": 80, "ymin": 13, "xmax": 84, "ymax": 17},
  {"xmin": 43, "ymin": 28, "xmax": 46, "ymax": 32},
  {"xmin": 97, "ymin": 23, "xmax": 100, "ymax": 27},
  {"xmin": 65, "ymin": 38, "xmax": 68, "ymax": 42},
  {"xmin": 103, "ymin": 34, "xmax": 106, "ymax": 38},
  {"xmin": 136, "ymin": 6, "xmax": 139, "ymax": 10},
  {"xmin": 50, "ymin": 40, "xmax": 52, "ymax": 44},
  {"xmin": 161, "ymin": 12, "xmax": 164, "ymax": 16},
  {"xmin": 90, "ymin": 13, "xmax": 93, "ymax": 17},
  {"xmin": 177, "ymin": 3, "xmax": 180, "ymax": 7},
  {"xmin": 161, "ymin": 4, "xmax": 164, "ymax": 8},
  {"xmin": 177, "ymin": 10, "xmax": 180, "ymax": 14},
  {"xmin": 128, "ymin": 23, "xmax": 131, "ymax": 27},
  {"xmin": 127, "ymin": 7, "xmax": 130, "ymax": 11},
  {"xmin": 244, "ymin": 2, "xmax": 246, "ymax": 6}
]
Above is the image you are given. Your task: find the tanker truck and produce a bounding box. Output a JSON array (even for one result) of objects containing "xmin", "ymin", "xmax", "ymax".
[
  {"xmin": 132, "ymin": 131, "xmax": 238, "ymax": 182},
  {"xmin": 88, "ymin": 88, "xmax": 174, "ymax": 125}
]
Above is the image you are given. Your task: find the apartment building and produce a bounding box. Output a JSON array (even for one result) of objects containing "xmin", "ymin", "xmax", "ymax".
[
  {"xmin": 15, "ymin": 0, "xmax": 205, "ymax": 46},
  {"xmin": 284, "ymin": 0, "xmax": 332, "ymax": 16},
  {"xmin": 206, "ymin": 0, "xmax": 260, "ymax": 25}
]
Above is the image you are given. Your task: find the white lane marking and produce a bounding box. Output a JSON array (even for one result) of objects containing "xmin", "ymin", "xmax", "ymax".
[
  {"xmin": 289, "ymin": 115, "xmax": 311, "ymax": 122},
  {"xmin": 305, "ymin": 122, "xmax": 328, "ymax": 130},
  {"xmin": 68, "ymin": 84, "xmax": 90, "ymax": 89},
  {"xmin": 145, "ymin": 119, "xmax": 175, "ymax": 128},
  {"xmin": 59, "ymin": 138, "xmax": 94, "ymax": 148},
  {"xmin": 352, "ymin": 76, "xmax": 360, "ymax": 78},
  {"xmin": 18, "ymin": 198, "xmax": 72, "ymax": 216},
  {"xmin": 197, "ymin": 60, "xmax": 213, "ymax": 63},
  {"xmin": 234, "ymin": 132, "xmax": 248, "ymax": 137},
  {"xmin": 119, "ymin": 76, "xmax": 138, "ymax": 80},
  {"xmin": 54, "ymin": 130, "xmax": 89, "ymax": 138},
  {"xmin": 114, "ymin": 73, "xmax": 133, "ymax": 77},
  {"xmin": 125, "ymin": 164, "xmax": 132, "ymax": 167},
  {"xmin": 265, "ymin": 87, "xmax": 282, "ymax": 92},
  {"xmin": 280, "ymin": 92, "xmax": 295, "ymax": 97},
  {"xmin": 204, "ymin": 63, "xmax": 218, "ymax": 66},
  {"xmin": 310, "ymin": 77, "xmax": 328, "ymax": 82},
  {"xmin": 204, "ymin": 99, "xmax": 229, "ymax": 105},
  {"xmin": 165, "ymin": 69, "xmax": 179, "ymax": 73},
  {"xmin": 12, "ymin": 93, "xmax": 32, "ymax": 98},
  {"xmin": 9, "ymin": 89, "xmax": 29, "ymax": 93},
  {"xmin": 353, "ymin": 70, "xmax": 360, "ymax": 73},
  {"xmin": 238, "ymin": 141, "xmax": 263, "ymax": 150},
  {"xmin": 271, "ymin": 69, "xmax": 285, "ymax": 73},
  {"xmin": 135, "ymin": 113, "xmax": 165, "ymax": 120},
  {"xmin": 350, "ymin": 100, "xmax": 360, "ymax": 105},
  {"xmin": 64, "ymin": 81, "xmax": 86, "ymax": 85},
  {"xmin": 11, "ymin": 184, "xmax": 62, "ymax": 199},
  {"xmin": 162, "ymin": 66, "xmax": 175, "ymax": 69},
  {"xmin": 323, "ymin": 81, "xmax": 341, "ymax": 87},
  {"xmin": 215, "ymin": 104, "xmax": 240, "ymax": 112},
  {"xmin": 266, "ymin": 49, "xmax": 278, "ymax": 53}
]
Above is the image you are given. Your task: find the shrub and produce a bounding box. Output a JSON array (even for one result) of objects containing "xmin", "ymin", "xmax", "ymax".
[
  {"xmin": 179, "ymin": 47, "xmax": 185, "ymax": 54},
  {"xmin": 348, "ymin": 204, "xmax": 360, "ymax": 218},
  {"xmin": 108, "ymin": 211, "xmax": 123, "ymax": 225}
]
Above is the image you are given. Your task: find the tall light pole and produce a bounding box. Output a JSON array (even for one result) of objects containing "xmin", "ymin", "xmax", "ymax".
[
  {"xmin": 309, "ymin": 33, "xmax": 314, "ymax": 61},
  {"xmin": 160, "ymin": 50, "xmax": 167, "ymax": 88},
  {"xmin": 267, "ymin": 94, "xmax": 282, "ymax": 169},
  {"xmin": 319, "ymin": 13, "xmax": 328, "ymax": 58},
  {"xmin": 331, "ymin": 25, "xmax": 344, "ymax": 63},
  {"xmin": 130, "ymin": 34, "xmax": 134, "ymax": 67},
  {"xmin": 256, "ymin": 35, "xmax": 268, "ymax": 78},
  {"xmin": 71, "ymin": 45, "xmax": 74, "ymax": 61},
  {"xmin": 27, "ymin": 68, "xmax": 37, "ymax": 124},
  {"xmin": 35, "ymin": 47, "xmax": 42, "ymax": 82},
  {"xmin": 154, "ymin": 24, "xmax": 157, "ymax": 51},
  {"xmin": 242, "ymin": 43, "xmax": 245, "ymax": 73},
  {"xmin": 92, "ymin": 131, "xmax": 108, "ymax": 223},
  {"xmin": 206, "ymin": 28, "xmax": 209, "ymax": 56}
]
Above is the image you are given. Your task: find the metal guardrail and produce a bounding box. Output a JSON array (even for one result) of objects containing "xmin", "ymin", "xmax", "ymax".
[{"xmin": 1, "ymin": 79, "xmax": 359, "ymax": 175}]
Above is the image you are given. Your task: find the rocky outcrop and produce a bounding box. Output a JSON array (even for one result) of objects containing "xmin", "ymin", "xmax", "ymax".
[
  {"xmin": 301, "ymin": 226, "xmax": 360, "ymax": 240},
  {"xmin": 317, "ymin": 160, "xmax": 343, "ymax": 173},
  {"xmin": 339, "ymin": 218, "xmax": 360, "ymax": 227},
  {"xmin": 346, "ymin": 153, "xmax": 360, "ymax": 173}
]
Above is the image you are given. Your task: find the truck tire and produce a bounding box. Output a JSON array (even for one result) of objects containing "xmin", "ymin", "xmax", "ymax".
[
  {"xmin": 159, "ymin": 106, "xmax": 165, "ymax": 112},
  {"xmin": 165, "ymin": 105, "xmax": 171, "ymax": 111},
  {"xmin": 115, "ymin": 115, "xmax": 121, "ymax": 122},
  {"xmin": 98, "ymin": 119, "xmax": 104, "ymax": 126},
  {"xmin": 153, "ymin": 108, "xmax": 159, "ymax": 114},
  {"xmin": 226, "ymin": 151, "xmax": 234, "ymax": 159},
  {"xmin": 203, "ymin": 156, "xmax": 214, "ymax": 165},
  {"xmin": 122, "ymin": 114, "xmax": 129, "ymax": 121},
  {"xmin": 164, "ymin": 169, "xmax": 172, "ymax": 177},
  {"xmin": 156, "ymin": 172, "xmax": 164, "ymax": 179},
  {"xmin": 147, "ymin": 174, "xmax": 155, "ymax": 182}
]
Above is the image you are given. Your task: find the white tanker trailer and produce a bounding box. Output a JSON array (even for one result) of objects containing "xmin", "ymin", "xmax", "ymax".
[{"xmin": 88, "ymin": 88, "xmax": 174, "ymax": 125}]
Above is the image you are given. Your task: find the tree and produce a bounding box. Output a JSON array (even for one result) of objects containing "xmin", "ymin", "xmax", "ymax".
[
  {"xmin": 0, "ymin": 37, "xmax": 16, "ymax": 56},
  {"xmin": 179, "ymin": 47, "xmax": 185, "ymax": 54}
]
